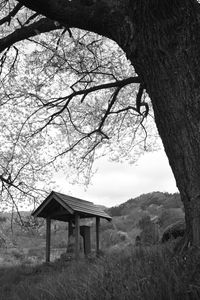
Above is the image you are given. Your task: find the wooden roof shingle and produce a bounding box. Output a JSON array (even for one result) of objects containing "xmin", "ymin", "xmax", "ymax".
[{"xmin": 32, "ymin": 191, "xmax": 112, "ymax": 221}]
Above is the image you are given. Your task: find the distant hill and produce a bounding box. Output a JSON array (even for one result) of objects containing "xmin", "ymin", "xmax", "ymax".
[{"xmin": 107, "ymin": 192, "xmax": 183, "ymax": 217}]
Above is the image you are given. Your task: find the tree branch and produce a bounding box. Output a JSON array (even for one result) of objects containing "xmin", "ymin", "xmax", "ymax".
[
  {"xmin": 0, "ymin": 17, "xmax": 62, "ymax": 52},
  {"xmin": 136, "ymin": 83, "xmax": 149, "ymax": 117},
  {"xmin": 16, "ymin": 0, "xmax": 128, "ymax": 41},
  {"xmin": 0, "ymin": 3, "xmax": 23, "ymax": 25},
  {"xmin": 98, "ymin": 86, "xmax": 121, "ymax": 134},
  {"xmin": 29, "ymin": 76, "xmax": 140, "ymax": 136}
]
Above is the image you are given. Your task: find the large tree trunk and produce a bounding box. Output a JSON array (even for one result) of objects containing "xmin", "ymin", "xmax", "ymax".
[{"xmin": 118, "ymin": 0, "xmax": 200, "ymax": 246}]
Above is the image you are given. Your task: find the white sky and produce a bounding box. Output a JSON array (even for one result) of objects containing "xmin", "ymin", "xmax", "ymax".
[{"xmin": 55, "ymin": 149, "xmax": 178, "ymax": 208}]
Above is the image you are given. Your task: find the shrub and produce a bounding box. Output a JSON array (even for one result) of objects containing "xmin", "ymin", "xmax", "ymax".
[
  {"xmin": 138, "ymin": 216, "xmax": 159, "ymax": 245},
  {"xmin": 159, "ymin": 208, "xmax": 184, "ymax": 229},
  {"xmin": 101, "ymin": 229, "xmax": 130, "ymax": 249},
  {"xmin": 11, "ymin": 249, "xmax": 25, "ymax": 261}
]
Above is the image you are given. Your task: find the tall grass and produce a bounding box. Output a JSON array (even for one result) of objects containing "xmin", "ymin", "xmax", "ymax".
[{"xmin": 1, "ymin": 244, "xmax": 200, "ymax": 300}]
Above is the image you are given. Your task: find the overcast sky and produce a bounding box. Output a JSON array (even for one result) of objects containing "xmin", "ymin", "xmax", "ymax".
[{"xmin": 56, "ymin": 149, "xmax": 178, "ymax": 208}]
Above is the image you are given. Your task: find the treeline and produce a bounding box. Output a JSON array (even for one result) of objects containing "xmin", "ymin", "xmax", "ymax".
[{"xmin": 107, "ymin": 192, "xmax": 182, "ymax": 217}]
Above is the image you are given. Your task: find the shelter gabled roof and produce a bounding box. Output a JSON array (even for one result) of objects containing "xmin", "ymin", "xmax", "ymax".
[{"xmin": 32, "ymin": 191, "xmax": 112, "ymax": 222}]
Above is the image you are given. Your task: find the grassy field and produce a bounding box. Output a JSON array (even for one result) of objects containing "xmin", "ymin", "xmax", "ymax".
[
  {"xmin": 0, "ymin": 243, "xmax": 200, "ymax": 300},
  {"xmin": 0, "ymin": 193, "xmax": 193, "ymax": 299}
]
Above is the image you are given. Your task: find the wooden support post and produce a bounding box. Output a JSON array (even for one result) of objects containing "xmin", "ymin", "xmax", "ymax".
[
  {"xmin": 75, "ymin": 214, "xmax": 80, "ymax": 260},
  {"xmin": 46, "ymin": 217, "xmax": 51, "ymax": 263},
  {"xmin": 96, "ymin": 217, "xmax": 100, "ymax": 256},
  {"xmin": 68, "ymin": 219, "xmax": 73, "ymax": 240}
]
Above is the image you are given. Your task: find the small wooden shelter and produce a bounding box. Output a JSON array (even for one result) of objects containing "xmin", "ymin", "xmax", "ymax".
[{"xmin": 32, "ymin": 191, "xmax": 112, "ymax": 262}]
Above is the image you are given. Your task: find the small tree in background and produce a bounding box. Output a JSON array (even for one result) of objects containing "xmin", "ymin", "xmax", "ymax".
[{"xmin": 138, "ymin": 215, "xmax": 159, "ymax": 245}]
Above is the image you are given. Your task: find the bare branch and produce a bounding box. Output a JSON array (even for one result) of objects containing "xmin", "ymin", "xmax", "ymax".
[
  {"xmin": 109, "ymin": 106, "xmax": 138, "ymax": 115},
  {"xmin": 0, "ymin": 18, "xmax": 62, "ymax": 52},
  {"xmin": 79, "ymin": 77, "xmax": 140, "ymax": 103},
  {"xmin": 136, "ymin": 83, "xmax": 149, "ymax": 117},
  {"xmin": 23, "ymin": 12, "xmax": 39, "ymax": 26},
  {"xmin": 29, "ymin": 76, "xmax": 140, "ymax": 135},
  {"xmin": 0, "ymin": 3, "xmax": 23, "ymax": 25},
  {"xmin": 98, "ymin": 86, "xmax": 121, "ymax": 133}
]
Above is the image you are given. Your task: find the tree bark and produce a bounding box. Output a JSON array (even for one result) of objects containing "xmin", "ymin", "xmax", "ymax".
[{"xmin": 117, "ymin": 0, "xmax": 200, "ymax": 246}]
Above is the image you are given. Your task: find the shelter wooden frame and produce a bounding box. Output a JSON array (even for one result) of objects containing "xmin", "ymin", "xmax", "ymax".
[{"xmin": 32, "ymin": 191, "xmax": 112, "ymax": 262}]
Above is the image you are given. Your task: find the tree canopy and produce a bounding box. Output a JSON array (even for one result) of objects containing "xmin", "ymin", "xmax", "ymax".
[{"xmin": 0, "ymin": 0, "xmax": 159, "ymax": 208}]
